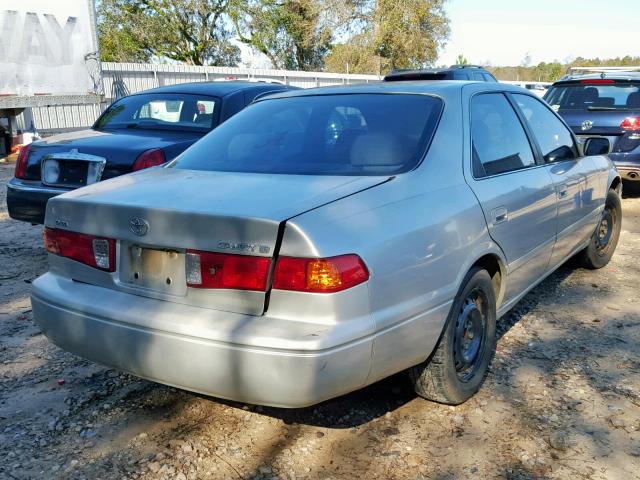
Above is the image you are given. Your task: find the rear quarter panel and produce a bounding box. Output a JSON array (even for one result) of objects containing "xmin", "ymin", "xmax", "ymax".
[{"xmin": 278, "ymin": 94, "xmax": 505, "ymax": 383}]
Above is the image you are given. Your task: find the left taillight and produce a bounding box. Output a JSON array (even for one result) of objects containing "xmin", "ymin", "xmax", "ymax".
[
  {"xmin": 621, "ymin": 117, "xmax": 640, "ymax": 132},
  {"xmin": 44, "ymin": 228, "xmax": 116, "ymax": 272},
  {"xmin": 132, "ymin": 148, "xmax": 166, "ymax": 171},
  {"xmin": 185, "ymin": 250, "xmax": 272, "ymax": 291},
  {"xmin": 14, "ymin": 144, "xmax": 31, "ymax": 179}
]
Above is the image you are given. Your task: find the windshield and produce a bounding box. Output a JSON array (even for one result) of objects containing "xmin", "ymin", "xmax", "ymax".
[
  {"xmin": 169, "ymin": 93, "xmax": 443, "ymax": 176},
  {"xmin": 94, "ymin": 93, "xmax": 219, "ymax": 132},
  {"xmin": 545, "ymin": 82, "xmax": 640, "ymax": 111}
]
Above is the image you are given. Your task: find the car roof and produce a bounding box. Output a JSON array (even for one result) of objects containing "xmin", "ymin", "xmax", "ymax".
[
  {"xmin": 255, "ymin": 80, "xmax": 528, "ymax": 100},
  {"xmin": 383, "ymin": 65, "xmax": 495, "ymax": 82},
  {"xmin": 131, "ymin": 81, "xmax": 294, "ymax": 97},
  {"xmin": 389, "ymin": 65, "xmax": 488, "ymax": 74}
]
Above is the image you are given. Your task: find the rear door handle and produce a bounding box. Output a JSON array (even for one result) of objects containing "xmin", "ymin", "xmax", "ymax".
[
  {"xmin": 557, "ymin": 184, "xmax": 568, "ymax": 198},
  {"xmin": 491, "ymin": 206, "xmax": 508, "ymax": 225}
]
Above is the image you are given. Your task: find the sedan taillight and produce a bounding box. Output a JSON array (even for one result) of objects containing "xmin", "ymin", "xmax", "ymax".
[
  {"xmin": 273, "ymin": 255, "xmax": 369, "ymax": 293},
  {"xmin": 44, "ymin": 228, "xmax": 116, "ymax": 272},
  {"xmin": 132, "ymin": 148, "xmax": 166, "ymax": 171},
  {"xmin": 186, "ymin": 250, "xmax": 272, "ymax": 291},
  {"xmin": 14, "ymin": 144, "xmax": 31, "ymax": 179}
]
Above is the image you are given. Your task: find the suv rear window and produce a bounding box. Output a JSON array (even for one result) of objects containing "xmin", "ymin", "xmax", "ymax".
[
  {"xmin": 545, "ymin": 82, "xmax": 640, "ymax": 112},
  {"xmin": 171, "ymin": 94, "xmax": 443, "ymax": 176}
]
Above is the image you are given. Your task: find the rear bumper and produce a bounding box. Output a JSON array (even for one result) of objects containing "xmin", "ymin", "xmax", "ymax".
[
  {"xmin": 6, "ymin": 178, "xmax": 69, "ymax": 224},
  {"xmin": 610, "ymin": 152, "xmax": 640, "ymax": 181},
  {"xmin": 31, "ymin": 273, "xmax": 374, "ymax": 408}
]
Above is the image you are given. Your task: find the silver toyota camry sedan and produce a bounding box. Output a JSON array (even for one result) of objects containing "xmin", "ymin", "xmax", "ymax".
[{"xmin": 31, "ymin": 81, "xmax": 622, "ymax": 408}]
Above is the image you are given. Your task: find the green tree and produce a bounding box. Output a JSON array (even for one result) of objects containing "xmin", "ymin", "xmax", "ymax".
[
  {"xmin": 324, "ymin": 33, "xmax": 380, "ymax": 74},
  {"xmin": 230, "ymin": 0, "xmax": 339, "ymax": 71},
  {"xmin": 456, "ymin": 54, "xmax": 468, "ymax": 66},
  {"xmin": 326, "ymin": 0, "xmax": 450, "ymax": 74},
  {"xmin": 98, "ymin": 0, "xmax": 241, "ymax": 66},
  {"xmin": 97, "ymin": 0, "xmax": 154, "ymax": 62},
  {"xmin": 486, "ymin": 56, "xmax": 640, "ymax": 82}
]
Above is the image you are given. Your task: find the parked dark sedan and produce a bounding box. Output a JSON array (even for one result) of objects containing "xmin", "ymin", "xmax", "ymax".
[{"xmin": 7, "ymin": 81, "xmax": 296, "ymax": 223}]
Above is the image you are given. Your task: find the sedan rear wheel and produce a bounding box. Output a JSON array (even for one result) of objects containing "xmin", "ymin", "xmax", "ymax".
[
  {"xmin": 410, "ymin": 267, "xmax": 496, "ymax": 405},
  {"xmin": 577, "ymin": 188, "xmax": 622, "ymax": 269}
]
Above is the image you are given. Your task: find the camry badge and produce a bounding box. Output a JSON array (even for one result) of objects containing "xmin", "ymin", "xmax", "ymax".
[
  {"xmin": 581, "ymin": 120, "xmax": 594, "ymax": 131},
  {"xmin": 129, "ymin": 217, "xmax": 149, "ymax": 236}
]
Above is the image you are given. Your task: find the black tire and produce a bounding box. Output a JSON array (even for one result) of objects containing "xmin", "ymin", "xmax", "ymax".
[
  {"xmin": 577, "ymin": 189, "xmax": 622, "ymax": 269},
  {"xmin": 409, "ymin": 267, "xmax": 497, "ymax": 405}
]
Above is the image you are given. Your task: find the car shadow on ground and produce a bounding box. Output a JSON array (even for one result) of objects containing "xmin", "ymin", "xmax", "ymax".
[{"xmin": 196, "ymin": 263, "xmax": 578, "ymax": 430}]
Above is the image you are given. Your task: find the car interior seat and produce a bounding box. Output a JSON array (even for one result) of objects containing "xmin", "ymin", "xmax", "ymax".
[
  {"xmin": 626, "ymin": 92, "xmax": 640, "ymax": 110},
  {"xmin": 349, "ymin": 133, "xmax": 408, "ymax": 172}
]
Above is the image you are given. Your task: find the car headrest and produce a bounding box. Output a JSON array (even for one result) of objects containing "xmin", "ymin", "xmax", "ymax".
[
  {"xmin": 350, "ymin": 133, "xmax": 409, "ymax": 168},
  {"xmin": 627, "ymin": 92, "xmax": 640, "ymax": 109},
  {"xmin": 583, "ymin": 87, "xmax": 599, "ymax": 102},
  {"xmin": 194, "ymin": 113, "xmax": 213, "ymax": 125}
]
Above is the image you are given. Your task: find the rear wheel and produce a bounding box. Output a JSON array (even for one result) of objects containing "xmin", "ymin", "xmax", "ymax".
[
  {"xmin": 409, "ymin": 267, "xmax": 496, "ymax": 405},
  {"xmin": 577, "ymin": 189, "xmax": 622, "ymax": 269}
]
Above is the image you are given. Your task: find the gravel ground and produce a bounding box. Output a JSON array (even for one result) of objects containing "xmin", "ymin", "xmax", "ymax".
[{"xmin": 1, "ymin": 162, "xmax": 640, "ymax": 480}]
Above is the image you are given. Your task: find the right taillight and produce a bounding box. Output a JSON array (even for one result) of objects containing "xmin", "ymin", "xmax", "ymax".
[
  {"xmin": 621, "ymin": 117, "xmax": 640, "ymax": 131},
  {"xmin": 44, "ymin": 228, "xmax": 116, "ymax": 272},
  {"xmin": 185, "ymin": 250, "xmax": 272, "ymax": 291},
  {"xmin": 14, "ymin": 144, "xmax": 31, "ymax": 179},
  {"xmin": 132, "ymin": 148, "xmax": 166, "ymax": 171},
  {"xmin": 273, "ymin": 255, "xmax": 369, "ymax": 293}
]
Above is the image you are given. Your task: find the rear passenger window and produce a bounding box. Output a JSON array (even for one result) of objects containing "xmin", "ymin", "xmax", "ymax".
[
  {"xmin": 471, "ymin": 93, "xmax": 536, "ymax": 177},
  {"xmin": 513, "ymin": 94, "xmax": 577, "ymax": 163},
  {"xmin": 473, "ymin": 73, "xmax": 484, "ymax": 81}
]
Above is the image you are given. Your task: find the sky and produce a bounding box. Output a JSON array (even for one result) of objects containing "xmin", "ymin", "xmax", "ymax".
[{"xmin": 438, "ymin": 0, "xmax": 640, "ymax": 67}]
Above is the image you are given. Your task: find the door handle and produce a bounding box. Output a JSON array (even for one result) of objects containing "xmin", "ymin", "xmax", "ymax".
[
  {"xmin": 491, "ymin": 206, "xmax": 508, "ymax": 225},
  {"xmin": 557, "ymin": 184, "xmax": 568, "ymax": 199}
]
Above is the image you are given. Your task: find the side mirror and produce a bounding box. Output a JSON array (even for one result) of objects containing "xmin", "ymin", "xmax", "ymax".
[{"xmin": 583, "ymin": 137, "xmax": 611, "ymax": 156}]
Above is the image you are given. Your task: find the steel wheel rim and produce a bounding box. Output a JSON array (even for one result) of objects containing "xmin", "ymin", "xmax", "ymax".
[
  {"xmin": 453, "ymin": 289, "xmax": 487, "ymax": 382},
  {"xmin": 596, "ymin": 207, "xmax": 614, "ymax": 253}
]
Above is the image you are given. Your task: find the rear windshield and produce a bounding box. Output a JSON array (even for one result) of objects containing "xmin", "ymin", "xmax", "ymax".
[
  {"xmin": 94, "ymin": 93, "xmax": 219, "ymax": 132},
  {"xmin": 169, "ymin": 93, "xmax": 442, "ymax": 176},
  {"xmin": 545, "ymin": 82, "xmax": 640, "ymax": 112}
]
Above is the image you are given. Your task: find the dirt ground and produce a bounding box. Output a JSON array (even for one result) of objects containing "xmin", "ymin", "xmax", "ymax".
[{"xmin": 1, "ymin": 162, "xmax": 639, "ymax": 480}]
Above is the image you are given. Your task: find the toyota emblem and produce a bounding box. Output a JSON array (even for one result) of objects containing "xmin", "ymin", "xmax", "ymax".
[{"xmin": 129, "ymin": 217, "xmax": 149, "ymax": 236}]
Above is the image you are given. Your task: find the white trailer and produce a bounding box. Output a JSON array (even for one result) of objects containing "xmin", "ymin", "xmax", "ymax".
[{"xmin": 0, "ymin": 0, "xmax": 102, "ymax": 152}]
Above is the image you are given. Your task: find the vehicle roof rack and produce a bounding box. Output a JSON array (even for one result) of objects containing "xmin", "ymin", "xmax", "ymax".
[
  {"xmin": 559, "ymin": 66, "xmax": 640, "ymax": 81},
  {"xmin": 567, "ymin": 66, "xmax": 640, "ymax": 74}
]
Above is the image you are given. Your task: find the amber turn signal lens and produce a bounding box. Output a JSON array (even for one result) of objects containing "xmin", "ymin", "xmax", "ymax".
[{"xmin": 273, "ymin": 254, "xmax": 369, "ymax": 293}]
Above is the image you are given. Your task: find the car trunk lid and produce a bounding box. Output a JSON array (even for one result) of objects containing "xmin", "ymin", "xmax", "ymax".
[
  {"xmin": 22, "ymin": 129, "xmax": 201, "ymax": 183},
  {"xmin": 45, "ymin": 168, "xmax": 389, "ymax": 315}
]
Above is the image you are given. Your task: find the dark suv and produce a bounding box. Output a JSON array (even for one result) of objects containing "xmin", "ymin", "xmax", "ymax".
[
  {"xmin": 384, "ymin": 65, "xmax": 497, "ymax": 82},
  {"xmin": 544, "ymin": 68, "xmax": 640, "ymax": 183}
]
